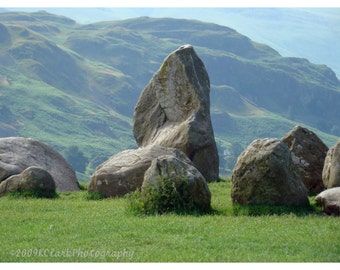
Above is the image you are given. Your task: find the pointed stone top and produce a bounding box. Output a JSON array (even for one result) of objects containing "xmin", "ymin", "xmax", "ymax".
[{"xmin": 177, "ymin": 44, "xmax": 193, "ymax": 50}]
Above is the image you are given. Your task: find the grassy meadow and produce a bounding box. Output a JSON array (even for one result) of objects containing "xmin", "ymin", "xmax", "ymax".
[{"xmin": 0, "ymin": 180, "xmax": 339, "ymax": 263}]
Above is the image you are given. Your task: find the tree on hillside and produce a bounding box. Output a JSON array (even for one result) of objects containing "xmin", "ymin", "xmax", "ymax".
[{"xmin": 64, "ymin": 146, "xmax": 89, "ymax": 173}]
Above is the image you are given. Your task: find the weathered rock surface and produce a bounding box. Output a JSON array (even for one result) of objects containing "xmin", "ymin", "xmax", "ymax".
[
  {"xmin": 231, "ymin": 138, "xmax": 309, "ymax": 206},
  {"xmin": 282, "ymin": 126, "xmax": 328, "ymax": 194},
  {"xmin": 88, "ymin": 145, "xmax": 192, "ymax": 197},
  {"xmin": 322, "ymin": 139, "xmax": 340, "ymax": 188},
  {"xmin": 315, "ymin": 187, "xmax": 340, "ymax": 216},
  {"xmin": 0, "ymin": 137, "xmax": 79, "ymax": 191},
  {"xmin": 133, "ymin": 45, "xmax": 219, "ymax": 182},
  {"xmin": 143, "ymin": 155, "xmax": 211, "ymax": 210},
  {"xmin": 0, "ymin": 166, "xmax": 56, "ymax": 197}
]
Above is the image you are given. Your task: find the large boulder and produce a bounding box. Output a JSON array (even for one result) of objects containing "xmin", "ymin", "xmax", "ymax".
[
  {"xmin": 0, "ymin": 137, "xmax": 79, "ymax": 191},
  {"xmin": 142, "ymin": 155, "xmax": 211, "ymax": 212},
  {"xmin": 315, "ymin": 187, "xmax": 340, "ymax": 216},
  {"xmin": 282, "ymin": 126, "xmax": 328, "ymax": 194},
  {"xmin": 88, "ymin": 145, "xmax": 192, "ymax": 197},
  {"xmin": 0, "ymin": 166, "xmax": 56, "ymax": 197},
  {"xmin": 322, "ymin": 139, "xmax": 340, "ymax": 188},
  {"xmin": 133, "ymin": 45, "xmax": 219, "ymax": 182},
  {"xmin": 231, "ymin": 138, "xmax": 309, "ymax": 206}
]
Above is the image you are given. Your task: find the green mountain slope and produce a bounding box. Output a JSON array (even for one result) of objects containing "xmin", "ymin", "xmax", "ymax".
[
  {"xmin": 0, "ymin": 11, "xmax": 339, "ymax": 178},
  {"xmin": 6, "ymin": 8, "xmax": 339, "ymax": 78}
]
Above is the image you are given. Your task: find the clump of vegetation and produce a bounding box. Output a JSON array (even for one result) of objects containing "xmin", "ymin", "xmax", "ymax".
[
  {"xmin": 7, "ymin": 188, "xmax": 58, "ymax": 199},
  {"xmin": 127, "ymin": 175, "xmax": 211, "ymax": 215},
  {"xmin": 231, "ymin": 203, "xmax": 318, "ymax": 216},
  {"xmin": 86, "ymin": 191, "xmax": 105, "ymax": 200}
]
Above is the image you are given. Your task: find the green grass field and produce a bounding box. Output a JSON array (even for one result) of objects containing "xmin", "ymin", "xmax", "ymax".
[{"xmin": 0, "ymin": 181, "xmax": 339, "ymax": 262}]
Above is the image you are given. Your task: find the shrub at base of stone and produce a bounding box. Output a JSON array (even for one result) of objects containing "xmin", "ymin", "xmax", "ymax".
[
  {"xmin": 231, "ymin": 138, "xmax": 310, "ymax": 207},
  {"xmin": 0, "ymin": 166, "xmax": 57, "ymax": 198},
  {"xmin": 315, "ymin": 187, "xmax": 340, "ymax": 216},
  {"xmin": 129, "ymin": 155, "xmax": 211, "ymax": 214}
]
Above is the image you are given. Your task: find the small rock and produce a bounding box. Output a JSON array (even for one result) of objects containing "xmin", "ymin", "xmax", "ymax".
[
  {"xmin": 0, "ymin": 166, "xmax": 56, "ymax": 197},
  {"xmin": 315, "ymin": 187, "xmax": 340, "ymax": 216}
]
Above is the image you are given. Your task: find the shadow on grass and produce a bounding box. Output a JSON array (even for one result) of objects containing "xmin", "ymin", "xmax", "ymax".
[
  {"xmin": 126, "ymin": 204, "xmax": 322, "ymax": 217},
  {"xmin": 227, "ymin": 203, "xmax": 322, "ymax": 217},
  {"xmin": 6, "ymin": 189, "xmax": 59, "ymax": 199}
]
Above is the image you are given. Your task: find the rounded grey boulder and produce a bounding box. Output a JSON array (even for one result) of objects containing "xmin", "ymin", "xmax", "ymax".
[
  {"xmin": 0, "ymin": 137, "xmax": 79, "ymax": 191},
  {"xmin": 0, "ymin": 166, "xmax": 56, "ymax": 197},
  {"xmin": 143, "ymin": 155, "xmax": 211, "ymax": 211},
  {"xmin": 231, "ymin": 138, "xmax": 309, "ymax": 206},
  {"xmin": 315, "ymin": 187, "xmax": 340, "ymax": 216},
  {"xmin": 88, "ymin": 145, "xmax": 192, "ymax": 197}
]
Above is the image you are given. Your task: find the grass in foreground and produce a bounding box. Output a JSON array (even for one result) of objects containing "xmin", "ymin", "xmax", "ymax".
[{"xmin": 0, "ymin": 181, "xmax": 339, "ymax": 262}]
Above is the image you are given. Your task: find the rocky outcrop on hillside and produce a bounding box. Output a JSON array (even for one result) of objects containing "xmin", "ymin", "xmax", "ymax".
[
  {"xmin": 88, "ymin": 145, "xmax": 192, "ymax": 197},
  {"xmin": 322, "ymin": 139, "xmax": 340, "ymax": 188},
  {"xmin": 282, "ymin": 126, "xmax": 328, "ymax": 194},
  {"xmin": 133, "ymin": 45, "xmax": 219, "ymax": 182},
  {"xmin": 231, "ymin": 138, "xmax": 309, "ymax": 206},
  {"xmin": 0, "ymin": 137, "xmax": 79, "ymax": 191}
]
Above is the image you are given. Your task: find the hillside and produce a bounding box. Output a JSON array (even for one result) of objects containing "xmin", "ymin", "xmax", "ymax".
[
  {"xmin": 0, "ymin": 11, "xmax": 339, "ymax": 178},
  {"xmin": 6, "ymin": 8, "xmax": 340, "ymax": 78}
]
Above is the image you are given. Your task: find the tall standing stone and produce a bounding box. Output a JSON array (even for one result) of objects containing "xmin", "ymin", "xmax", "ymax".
[{"xmin": 133, "ymin": 45, "xmax": 219, "ymax": 182}]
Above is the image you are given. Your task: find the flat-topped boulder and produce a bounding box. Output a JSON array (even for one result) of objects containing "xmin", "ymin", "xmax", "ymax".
[
  {"xmin": 88, "ymin": 145, "xmax": 192, "ymax": 197},
  {"xmin": 133, "ymin": 45, "xmax": 219, "ymax": 182},
  {"xmin": 0, "ymin": 137, "xmax": 79, "ymax": 192}
]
